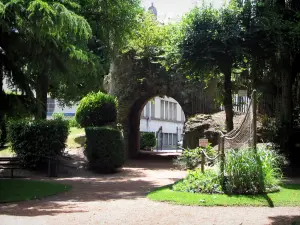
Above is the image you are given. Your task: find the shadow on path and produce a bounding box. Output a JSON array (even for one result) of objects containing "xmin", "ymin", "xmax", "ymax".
[
  {"xmin": 0, "ymin": 158, "xmax": 185, "ymax": 217},
  {"xmin": 269, "ymin": 215, "xmax": 300, "ymax": 225}
]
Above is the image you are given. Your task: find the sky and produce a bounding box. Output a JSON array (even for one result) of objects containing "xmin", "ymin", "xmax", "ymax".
[{"xmin": 141, "ymin": 0, "xmax": 225, "ymax": 23}]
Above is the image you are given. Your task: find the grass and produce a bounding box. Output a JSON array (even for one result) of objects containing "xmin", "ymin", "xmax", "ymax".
[
  {"xmin": 147, "ymin": 183, "xmax": 300, "ymax": 207},
  {"xmin": 0, "ymin": 146, "xmax": 14, "ymax": 157},
  {"xmin": 0, "ymin": 179, "xmax": 72, "ymax": 203},
  {"xmin": 66, "ymin": 127, "xmax": 85, "ymax": 148}
]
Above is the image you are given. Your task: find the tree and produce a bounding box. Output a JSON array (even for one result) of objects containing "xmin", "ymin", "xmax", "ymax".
[
  {"xmin": 0, "ymin": 0, "xmax": 97, "ymax": 119},
  {"xmin": 180, "ymin": 2, "xmax": 245, "ymax": 131}
]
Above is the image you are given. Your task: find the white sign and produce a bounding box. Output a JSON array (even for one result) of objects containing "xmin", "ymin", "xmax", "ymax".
[
  {"xmin": 238, "ymin": 90, "xmax": 248, "ymax": 97},
  {"xmin": 199, "ymin": 139, "xmax": 209, "ymax": 147}
]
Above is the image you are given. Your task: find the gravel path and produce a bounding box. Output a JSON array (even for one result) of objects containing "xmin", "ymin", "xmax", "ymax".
[{"xmin": 1, "ymin": 157, "xmax": 300, "ymax": 225}]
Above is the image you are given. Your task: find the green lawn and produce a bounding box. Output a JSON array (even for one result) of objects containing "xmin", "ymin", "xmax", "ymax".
[
  {"xmin": 147, "ymin": 184, "xmax": 300, "ymax": 207},
  {"xmin": 0, "ymin": 179, "xmax": 71, "ymax": 203},
  {"xmin": 0, "ymin": 146, "xmax": 14, "ymax": 157},
  {"xmin": 67, "ymin": 127, "xmax": 85, "ymax": 148}
]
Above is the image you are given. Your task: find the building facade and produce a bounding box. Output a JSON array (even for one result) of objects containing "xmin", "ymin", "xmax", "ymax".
[{"xmin": 140, "ymin": 96, "xmax": 185, "ymax": 150}]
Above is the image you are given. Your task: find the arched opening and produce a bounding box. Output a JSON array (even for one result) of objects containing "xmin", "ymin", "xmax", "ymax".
[{"xmin": 126, "ymin": 95, "xmax": 186, "ymax": 158}]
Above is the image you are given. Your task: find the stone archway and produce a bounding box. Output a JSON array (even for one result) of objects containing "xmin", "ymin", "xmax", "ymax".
[{"xmin": 104, "ymin": 52, "xmax": 218, "ymax": 159}]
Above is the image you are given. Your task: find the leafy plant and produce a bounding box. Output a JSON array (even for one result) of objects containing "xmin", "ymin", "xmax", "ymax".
[
  {"xmin": 68, "ymin": 117, "xmax": 81, "ymax": 128},
  {"xmin": 0, "ymin": 114, "xmax": 7, "ymax": 147},
  {"xmin": 224, "ymin": 147, "xmax": 283, "ymax": 194},
  {"xmin": 140, "ymin": 132, "xmax": 156, "ymax": 150},
  {"xmin": 75, "ymin": 92, "xmax": 118, "ymax": 127},
  {"xmin": 173, "ymin": 169, "xmax": 223, "ymax": 194},
  {"xmin": 52, "ymin": 112, "xmax": 65, "ymax": 121},
  {"xmin": 84, "ymin": 127, "xmax": 124, "ymax": 173},
  {"xmin": 8, "ymin": 120, "xmax": 69, "ymax": 169},
  {"xmin": 174, "ymin": 144, "xmax": 216, "ymax": 170}
]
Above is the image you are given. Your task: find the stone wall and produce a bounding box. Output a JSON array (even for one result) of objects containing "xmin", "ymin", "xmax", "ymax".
[{"xmin": 104, "ymin": 52, "xmax": 218, "ymax": 158}]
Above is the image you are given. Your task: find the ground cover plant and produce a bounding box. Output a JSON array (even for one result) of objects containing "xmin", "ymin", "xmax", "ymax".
[
  {"xmin": 0, "ymin": 179, "xmax": 71, "ymax": 203},
  {"xmin": 148, "ymin": 146, "xmax": 293, "ymax": 206},
  {"xmin": 174, "ymin": 144, "xmax": 216, "ymax": 170}
]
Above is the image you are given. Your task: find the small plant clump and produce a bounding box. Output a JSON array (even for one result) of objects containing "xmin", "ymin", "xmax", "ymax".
[
  {"xmin": 173, "ymin": 169, "xmax": 223, "ymax": 194},
  {"xmin": 140, "ymin": 132, "xmax": 156, "ymax": 150},
  {"xmin": 173, "ymin": 146, "xmax": 284, "ymax": 194},
  {"xmin": 174, "ymin": 144, "xmax": 216, "ymax": 170}
]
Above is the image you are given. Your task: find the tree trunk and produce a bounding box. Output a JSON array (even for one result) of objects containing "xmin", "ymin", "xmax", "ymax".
[
  {"xmin": 35, "ymin": 72, "xmax": 48, "ymax": 120},
  {"xmin": 221, "ymin": 65, "xmax": 234, "ymax": 132}
]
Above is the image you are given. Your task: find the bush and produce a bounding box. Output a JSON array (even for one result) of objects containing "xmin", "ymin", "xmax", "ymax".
[
  {"xmin": 224, "ymin": 147, "xmax": 283, "ymax": 194},
  {"xmin": 0, "ymin": 114, "xmax": 7, "ymax": 147},
  {"xmin": 8, "ymin": 119, "xmax": 69, "ymax": 169},
  {"xmin": 140, "ymin": 132, "xmax": 156, "ymax": 150},
  {"xmin": 84, "ymin": 127, "xmax": 124, "ymax": 173},
  {"xmin": 173, "ymin": 169, "xmax": 223, "ymax": 194},
  {"xmin": 174, "ymin": 144, "xmax": 216, "ymax": 170},
  {"xmin": 76, "ymin": 92, "xmax": 117, "ymax": 127},
  {"xmin": 52, "ymin": 112, "xmax": 65, "ymax": 120},
  {"xmin": 68, "ymin": 117, "xmax": 81, "ymax": 128},
  {"xmin": 172, "ymin": 146, "xmax": 283, "ymax": 195}
]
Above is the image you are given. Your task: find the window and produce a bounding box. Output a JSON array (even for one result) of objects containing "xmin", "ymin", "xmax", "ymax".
[
  {"xmin": 47, "ymin": 98, "xmax": 55, "ymax": 113},
  {"xmin": 169, "ymin": 102, "xmax": 173, "ymax": 121},
  {"xmin": 165, "ymin": 101, "xmax": 169, "ymax": 120},
  {"xmin": 163, "ymin": 133, "xmax": 168, "ymax": 145},
  {"xmin": 168, "ymin": 133, "xmax": 173, "ymax": 145},
  {"xmin": 145, "ymin": 102, "xmax": 150, "ymax": 118},
  {"xmin": 181, "ymin": 109, "xmax": 185, "ymax": 122},
  {"xmin": 173, "ymin": 103, "xmax": 177, "ymax": 121},
  {"xmin": 160, "ymin": 100, "xmax": 164, "ymax": 119},
  {"xmin": 173, "ymin": 134, "xmax": 177, "ymax": 145},
  {"xmin": 151, "ymin": 101, "xmax": 155, "ymax": 118}
]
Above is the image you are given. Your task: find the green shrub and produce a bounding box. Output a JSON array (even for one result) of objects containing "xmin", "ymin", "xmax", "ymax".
[
  {"xmin": 52, "ymin": 112, "xmax": 65, "ymax": 120},
  {"xmin": 68, "ymin": 117, "xmax": 81, "ymax": 128},
  {"xmin": 8, "ymin": 119, "xmax": 69, "ymax": 169},
  {"xmin": 140, "ymin": 132, "xmax": 156, "ymax": 149},
  {"xmin": 173, "ymin": 168, "xmax": 223, "ymax": 193},
  {"xmin": 0, "ymin": 114, "xmax": 7, "ymax": 147},
  {"xmin": 84, "ymin": 127, "xmax": 124, "ymax": 173},
  {"xmin": 174, "ymin": 144, "xmax": 216, "ymax": 170},
  {"xmin": 76, "ymin": 92, "xmax": 118, "ymax": 127},
  {"xmin": 224, "ymin": 147, "xmax": 283, "ymax": 194}
]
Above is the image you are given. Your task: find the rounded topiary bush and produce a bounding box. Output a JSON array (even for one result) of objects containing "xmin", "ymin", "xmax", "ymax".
[
  {"xmin": 84, "ymin": 127, "xmax": 124, "ymax": 173},
  {"xmin": 140, "ymin": 132, "xmax": 156, "ymax": 150},
  {"xmin": 75, "ymin": 92, "xmax": 117, "ymax": 127}
]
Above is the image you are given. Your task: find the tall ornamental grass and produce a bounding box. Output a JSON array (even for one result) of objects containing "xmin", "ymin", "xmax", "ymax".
[{"xmin": 224, "ymin": 147, "xmax": 283, "ymax": 194}]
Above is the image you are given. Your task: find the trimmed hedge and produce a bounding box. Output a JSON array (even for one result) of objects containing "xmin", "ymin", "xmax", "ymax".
[
  {"xmin": 8, "ymin": 119, "xmax": 69, "ymax": 169},
  {"xmin": 84, "ymin": 127, "xmax": 124, "ymax": 173},
  {"xmin": 140, "ymin": 132, "xmax": 156, "ymax": 150},
  {"xmin": 75, "ymin": 92, "xmax": 118, "ymax": 127}
]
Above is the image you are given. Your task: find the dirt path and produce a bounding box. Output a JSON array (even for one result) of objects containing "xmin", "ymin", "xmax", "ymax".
[{"xmin": 1, "ymin": 155, "xmax": 300, "ymax": 225}]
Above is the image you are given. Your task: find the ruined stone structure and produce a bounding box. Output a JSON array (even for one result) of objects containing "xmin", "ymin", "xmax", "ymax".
[{"xmin": 104, "ymin": 52, "xmax": 218, "ymax": 158}]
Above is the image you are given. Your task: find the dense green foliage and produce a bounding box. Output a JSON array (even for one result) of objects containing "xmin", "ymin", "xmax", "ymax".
[
  {"xmin": 173, "ymin": 147, "xmax": 283, "ymax": 194},
  {"xmin": 8, "ymin": 119, "xmax": 69, "ymax": 169},
  {"xmin": 224, "ymin": 147, "xmax": 283, "ymax": 194},
  {"xmin": 68, "ymin": 117, "xmax": 81, "ymax": 128},
  {"xmin": 76, "ymin": 92, "xmax": 117, "ymax": 127},
  {"xmin": 0, "ymin": 0, "xmax": 141, "ymax": 119},
  {"xmin": 174, "ymin": 145, "xmax": 216, "ymax": 170},
  {"xmin": 140, "ymin": 132, "xmax": 156, "ymax": 150},
  {"xmin": 84, "ymin": 127, "xmax": 124, "ymax": 173},
  {"xmin": 0, "ymin": 179, "xmax": 71, "ymax": 203},
  {"xmin": 0, "ymin": 114, "xmax": 7, "ymax": 147},
  {"xmin": 173, "ymin": 169, "xmax": 223, "ymax": 194}
]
